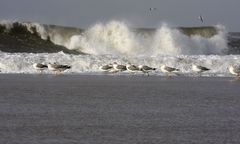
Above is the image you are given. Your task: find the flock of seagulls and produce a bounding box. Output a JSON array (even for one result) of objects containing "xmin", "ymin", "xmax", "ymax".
[
  {"xmin": 33, "ymin": 62, "xmax": 240, "ymax": 78},
  {"xmin": 99, "ymin": 62, "xmax": 240, "ymax": 78},
  {"xmin": 99, "ymin": 62, "xmax": 213, "ymax": 77},
  {"xmin": 100, "ymin": 62, "xmax": 157, "ymax": 76},
  {"xmin": 33, "ymin": 63, "xmax": 71, "ymax": 74}
]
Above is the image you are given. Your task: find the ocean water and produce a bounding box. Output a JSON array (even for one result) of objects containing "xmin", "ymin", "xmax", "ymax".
[
  {"xmin": 1, "ymin": 75, "xmax": 240, "ymax": 144},
  {"xmin": 0, "ymin": 20, "xmax": 240, "ymax": 76}
]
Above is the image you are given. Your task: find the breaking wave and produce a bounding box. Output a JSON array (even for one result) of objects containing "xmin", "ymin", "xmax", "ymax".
[{"xmin": 0, "ymin": 20, "xmax": 229, "ymax": 56}]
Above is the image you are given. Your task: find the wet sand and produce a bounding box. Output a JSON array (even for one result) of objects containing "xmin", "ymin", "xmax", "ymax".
[{"xmin": 0, "ymin": 74, "xmax": 240, "ymax": 144}]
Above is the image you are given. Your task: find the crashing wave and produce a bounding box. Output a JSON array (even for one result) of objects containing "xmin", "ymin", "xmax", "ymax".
[{"xmin": 0, "ymin": 20, "xmax": 230, "ymax": 55}]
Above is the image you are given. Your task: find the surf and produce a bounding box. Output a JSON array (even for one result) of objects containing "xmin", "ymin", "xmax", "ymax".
[{"xmin": 0, "ymin": 20, "xmax": 233, "ymax": 55}]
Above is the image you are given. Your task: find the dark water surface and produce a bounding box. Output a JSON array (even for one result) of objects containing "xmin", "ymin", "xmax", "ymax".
[{"xmin": 0, "ymin": 75, "xmax": 240, "ymax": 144}]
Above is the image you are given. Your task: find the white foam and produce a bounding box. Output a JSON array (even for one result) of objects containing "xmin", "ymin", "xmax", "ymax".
[
  {"xmin": 0, "ymin": 20, "xmax": 234, "ymax": 76},
  {"xmin": 0, "ymin": 51, "xmax": 239, "ymax": 77},
  {"xmin": 64, "ymin": 22, "xmax": 228, "ymax": 56},
  {"xmin": 0, "ymin": 20, "xmax": 228, "ymax": 56},
  {"xmin": 152, "ymin": 24, "xmax": 227, "ymax": 55},
  {"xmin": 67, "ymin": 21, "xmax": 140, "ymax": 55},
  {"xmin": 22, "ymin": 22, "xmax": 49, "ymax": 40},
  {"xmin": 0, "ymin": 20, "xmax": 15, "ymax": 32}
]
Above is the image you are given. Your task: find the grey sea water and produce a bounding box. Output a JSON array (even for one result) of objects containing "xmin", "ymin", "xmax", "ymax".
[{"xmin": 0, "ymin": 75, "xmax": 240, "ymax": 144}]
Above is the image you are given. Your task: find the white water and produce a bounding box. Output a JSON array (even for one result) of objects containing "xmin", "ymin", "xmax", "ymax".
[
  {"xmin": 64, "ymin": 21, "xmax": 228, "ymax": 56},
  {"xmin": 0, "ymin": 20, "xmax": 237, "ymax": 76},
  {"xmin": 0, "ymin": 51, "xmax": 239, "ymax": 77},
  {"xmin": 1, "ymin": 20, "xmax": 228, "ymax": 56}
]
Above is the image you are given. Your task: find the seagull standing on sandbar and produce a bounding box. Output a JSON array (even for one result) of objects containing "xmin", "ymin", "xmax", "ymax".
[
  {"xmin": 228, "ymin": 65, "xmax": 240, "ymax": 78},
  {"xmin": 138, "ymin": 65, "xmax": 156, "ymax": 76},
  {"xmin": 112, "ymin": 62, "xmax": 127, "ymax": 72},
  {"xmin": 33, "ymin": 63, "xmax": 48, "ymax": 73},
  {"xmin": 99, "ymin": 64, "xmax": 113, "ymax": 72},
  {"xmin": 160, "ymin": 64, "xmax": 179, "ymax": 76},
  {"xmin": 192, "ymin": 64, "xmax": 210, "ymax": 74},
  {"xmin": 48, "ymin": 63, "xmax": 71, "ymax": 74},
  {"xmin": 126, "ymin": 63, "xmax": 140, "ymax": 73}
]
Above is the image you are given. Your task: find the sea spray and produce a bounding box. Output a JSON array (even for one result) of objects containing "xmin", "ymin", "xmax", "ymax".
[
  {"xmin": 67, "ymin": 21, "xmax": 140, "ymax": 55},
  {"xmin": 152, "ymin": 24, "xmax": 227, "ymax": 55},
  {"xmin": 0, "ymin": 20, "xmax": 228, "ymax": 56}
]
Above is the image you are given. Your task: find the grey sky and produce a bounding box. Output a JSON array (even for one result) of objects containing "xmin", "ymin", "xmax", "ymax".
[{"xmin": 0, "ymin": 0, "xmax": 239, "ymax": 31}]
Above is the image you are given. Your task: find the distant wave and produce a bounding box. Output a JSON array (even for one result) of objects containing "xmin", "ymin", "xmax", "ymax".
[{"xmin": 0, "ymin": 20, "xmax": 237, "ymax": 55}]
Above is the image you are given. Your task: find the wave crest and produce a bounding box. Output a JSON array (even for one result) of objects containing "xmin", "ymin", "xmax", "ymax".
[
  {"xmin": 68, "ymin": 21, "xmax": 140, "ymax": 55},
  {"xmin": 66, "ymin": 22, "xmax": 227, "ymax": 56},
  {"xmin": 152, "ymin": 24, "xmax": 227, "ymax": 55},
  {"xmin": 0, "ymin": 20, "xmax": 228, "ymax": 56}
]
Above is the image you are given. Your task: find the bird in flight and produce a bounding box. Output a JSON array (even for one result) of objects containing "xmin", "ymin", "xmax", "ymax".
[
  {"xmin": 198, "ymin": 15, "xmax": 204, "ymax": 23},
  {"xmin": 149, "ymin": 8, "xmax": 157, "ymax": 11}
]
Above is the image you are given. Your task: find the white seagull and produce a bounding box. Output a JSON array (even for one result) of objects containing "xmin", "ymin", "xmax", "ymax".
[
  {"xmin": 33, "ymin": 63, "xmax": 48, "ymax": 73},
  {"xmin": 99, "ymin": 64, "xmax": 113, "ymax": 72},
  {"xmin": 228, "ymin": 65, "xmax": 240, "ymax": 77},
  {"xmin": 112, "ymin": 62, "xmax": 127, "ymax": 72},
  {"xmin": 192, "ymin": 64, "xmax": 210, "ymax": 73},
  {"xmin": 138, "ymin": 65, "xmax": 156, "ymax": 76},
  {"xmin": 198, "ymin": 15, "xmax": 204, "ymax": 23},
  {"xmin": 48, "ymin": 63, "xmax": 71, "ymax": 74},
  {"xmin": 126, "ymin": 63, "xmax": 140, "ymax": 73},
  {"xmin": 160, "ymin": 65, "xmax": 179, "ymax": 76},
  {"xmin": 149, "ymin": 8, "xmax": 157, "ymax": 11}
]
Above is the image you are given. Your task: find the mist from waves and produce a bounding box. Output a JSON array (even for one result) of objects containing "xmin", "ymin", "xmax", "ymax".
[
  {"xmin": 66, "ymin": 21, "xmax": 227, "ymax": 56},
  {"xmin": 0, "ymin": 20, "xmax": 228, "ymax": 56}
]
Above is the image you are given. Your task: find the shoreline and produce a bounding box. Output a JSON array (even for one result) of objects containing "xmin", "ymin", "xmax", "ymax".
[{"xmin": 0, "ymin": 72, "xmax": 235, "ymax": 78}]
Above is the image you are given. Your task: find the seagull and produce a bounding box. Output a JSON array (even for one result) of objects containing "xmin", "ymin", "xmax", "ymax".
[
  {"xmin": 149, "ymin": 8, "xmax": 157, "ymax": 11},
  {"xmin": 198, "ymin": 15, "xmax": 204, "ymax": 23},
  {"xmin": 138, "ymin": 65, "xmax": 156, "ymax": 76},
  {"xmin": 99, "ymin": 64, "xmax": 113, "ymax": 72},
  {"xmin": 48, "ymin": 63, "xmax": 71, "ymax": 74},
  {"xmin": 112, "ymin": 62, "xmax": 127, "ymax": 72},
  {"xmin": 192, "ymin": 64, "xmax": 210, "ymax": 73},
  {"xmin": 160, "ymin": 65, "xmax": 179, "ymax": 76},
  {"xmin": 33, "ymin": 63, "xmax": 48, "ymax": 73},
  {"xmin": 126, "ymin": 63, "xmax": 140, "ymax": 73},
  {"xmin": 228, "ymin": 65, "xmax": 240, "ymax": 78}
]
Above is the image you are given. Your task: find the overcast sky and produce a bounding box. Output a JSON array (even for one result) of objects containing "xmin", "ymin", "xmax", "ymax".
[{"xmin": 0, "ymin": 0, "xmax": 239, "ymax": 31}]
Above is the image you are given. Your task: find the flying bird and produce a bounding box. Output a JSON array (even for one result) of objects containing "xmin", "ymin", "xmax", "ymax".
[
  {"xmin": 149, "ymin": 8, "xmax": 157, "ymax": 11},
  {"xmin": 198, "ymin": 15, "xmax": 204, "ymax": 23}
]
